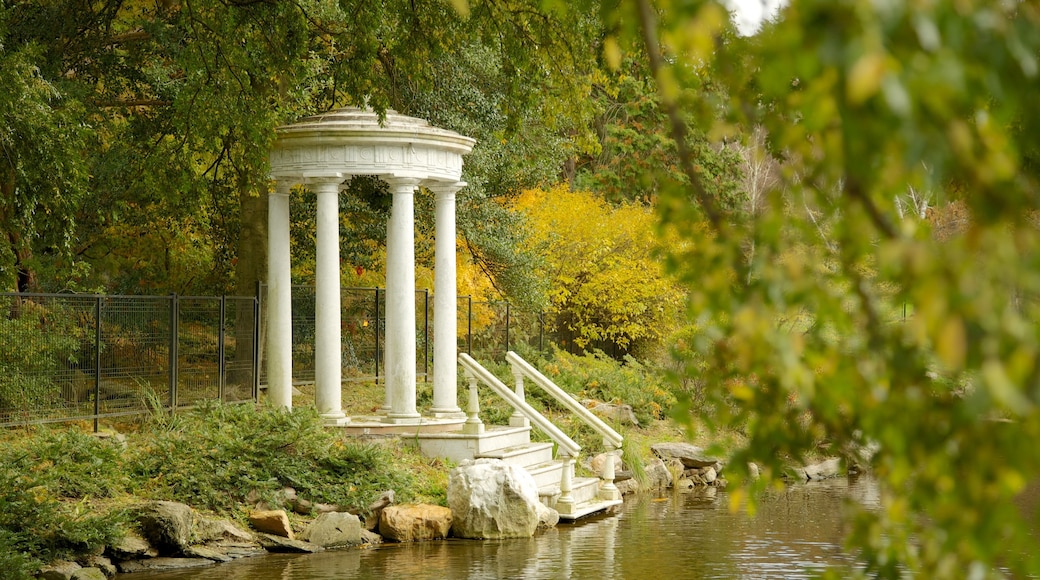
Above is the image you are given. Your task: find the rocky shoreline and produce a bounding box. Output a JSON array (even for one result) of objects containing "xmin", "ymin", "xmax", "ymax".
[{"xmin": 34, "ymin": 441, "xmax": 844, "ymax": 579}]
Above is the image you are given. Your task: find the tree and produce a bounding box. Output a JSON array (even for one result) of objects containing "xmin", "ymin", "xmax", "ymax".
[
  {"xmin": 594, "ymin": 0, "xmax": 1040, "ymax": 576},
  {"xmin": 515, "ymin": 184, "xmax": 685, "ymax": 357}
]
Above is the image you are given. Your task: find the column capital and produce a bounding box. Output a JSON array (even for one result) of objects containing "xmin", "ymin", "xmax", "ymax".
[
  {"xmin": 425, "ymin": 180, "xmax": 466, "ymax": 195},
  {"xmin": 271, "ymin": 179, "xmax": 294, "ymax": 196},
  {"xmin": 305, "ymin": 174, "xmax": 346, "ymax": 191},
  {"xmin": 384, "ymin": 176, "xmax": 423, "ymax": 193}
]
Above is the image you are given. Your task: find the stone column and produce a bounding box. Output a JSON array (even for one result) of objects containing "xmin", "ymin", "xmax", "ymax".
[
  {"xmin": 428, "ymin": 181, "xmax": 465, "ymax": 418},
  {"xmin": 267, "ymin": 181, "xmax": 293, "ymax": 410},
  {"xmin": 383, "ymin": 177, "xmax": 422, "ymax": 424},
  {"xmin": 312, "ymin": 176, "xmax": 349, "ymax": 425}
]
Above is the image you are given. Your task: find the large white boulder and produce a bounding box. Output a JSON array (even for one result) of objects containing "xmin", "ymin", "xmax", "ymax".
[{"xmin": 448, "ymin": 458, "xmax": 553, "ymax": 539}]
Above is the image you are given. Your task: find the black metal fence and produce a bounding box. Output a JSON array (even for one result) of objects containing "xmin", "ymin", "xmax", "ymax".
[
  {"xmin": 0, "ymin": 293, "xmax": 259, "ymax": 429},
  {"xmin": 257, "ymin": 285, "xmax": 550, "ymax": 388},
  {"xmin": 0, "ymin": 286, "xmax": 548, "ymax": 429}
]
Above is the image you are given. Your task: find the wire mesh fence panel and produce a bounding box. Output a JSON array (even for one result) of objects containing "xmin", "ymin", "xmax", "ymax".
[
  {"xmin": 0, "ymin": 294, "xmax": 99, "ymax": 426},
  {"xmin": 176, "ymin": 297, "xmax": 221, "ymax": 407},
  {"xmin": 224, "ymin": 297, "xmax": 258, "ymax": 402},
  {"xmin": 290, "ymin": 286, "xmax": 317, "ymax": 385},
  {"xmin": 341, "ymin": 288, "xmax": 381, "ymax": 382},
  {"xmin": 468, "ymin": 301, "xmax": 510, "ymax": 362},
  {"xmin": 98, "ymin": 295, "xmax": 172, "ymax": 416}
]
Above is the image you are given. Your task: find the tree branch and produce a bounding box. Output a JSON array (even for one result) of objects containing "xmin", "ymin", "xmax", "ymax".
[{"xmin": 634, "ymin": 0, "xmax": 722, "ymax": 229}]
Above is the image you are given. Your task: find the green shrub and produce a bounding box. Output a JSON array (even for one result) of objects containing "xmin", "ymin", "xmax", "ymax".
[
  {"xmin": 0, "ymin": 430, "xmax": 130, "ymax": 574},
  {"xmin": 537, "ymin": 348, "xmax": 676, "ymax": 426},
  {"xmin": 128, "ymin": 403, "xmax": 414, "ymax": 513}
]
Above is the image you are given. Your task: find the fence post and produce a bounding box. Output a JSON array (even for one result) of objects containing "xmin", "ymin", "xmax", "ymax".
[
  {"xmin": 218, "ymin": 296, "xmax": 226, "ymax": 401},
  {"xmin": 467, "ymin": 295, "xmax": 473, "ymax": 355},
  {"xmin": 94, "ymin": 296, "xmax": 102, "ymax": 433},
  {"xmin": 169, "ymin": 293, "xmax": 179, "ymax": 411},
  {"xmin": 423, "ymin": 288, "xmax": 429, "ymax": 381},
  {"xmin": 538, "ymin": 311, "xmax": 544, "ymax": 352},
  {"xmin": 252, "ymin": 295, "xmax": 261, "ymax": 402},
  {"xmin": 374, "ymin": 287, "xmax": 381, "ymax": 384}
]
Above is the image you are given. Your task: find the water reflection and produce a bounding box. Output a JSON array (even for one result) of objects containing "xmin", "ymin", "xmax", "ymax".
[{"xmin": 125, "ymin": 476, "xmax": 879, "ymax": 580}]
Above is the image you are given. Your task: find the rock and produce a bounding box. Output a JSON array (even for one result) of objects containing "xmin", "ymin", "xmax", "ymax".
[
  {"xmin": 256, "ymin": 533, "xmax": 324, "ymax": 553},
  {"xmin": 78, "ymin": 556, "xmax": 116, "ymax": 578},
  {"xmin": 379, "ymin": 504, "xmax": 453, "ymax": 542},
  {"xmin": 675, "ymin": 478, "xmax": 695, "ymax": 491},
  {"xmin": 537, "ymin": 504, "xmax": 560, "ymax": 530},
  {"xmin": 221, "ymin": 544, "xmax": 266, "ymax": 559},
  {"xmin": 582, "ymin": 400, "xmax": 640, "ymax": 426},
  {"xmin": 249, "ymin": 509, "xmax": 294, "ymax": 539},
  {"xmin": 361, "ymin": 490, "xmax": 395, "ymax": 531},
  {"xmin": 194, "ymin": 516, "xmax": 255, "ymax": 544},
  {"xmin": 643, "ymin": 458, "xmax": 673, "ymax": 490},
  {"xmin": 800, "ymin": 458, "xmax": 842, "ymax": 481},
  {"xmin": 292, "ymin": 497, "xmax": 314, "ymax": 515},
  {"xmin": 107, "ymin": 530, "xmax": 158, "ymax": 561},
  {"xmin": 360, "ymin": 529, "xmax": 383, "ymax": 545},
  {"xmin": 590, "ymin": 450, "xmax": 623, "ymax": 475},
  {"xmin": 298, "ymin": 512, "xmax": 362, "ymax": 548},
  {"xmin": 650, "ymin": 442, "xmax": 720, "ymax": 469},
  {"xmin": 448, "ymin": 458, "xmax": 543, "ymax": 539},
  {"xmin": 616, "ymin": 478, "xmax": 640, "ymax": 496},
  {"xmin": 748, "ymin": 462, "xmax": 760, "ymax": 480},
  {"xmin": 137, "ymin": 500, "xmax": 195, "ymax": 554},
  {"xmin": 38, "ymin": 560, "xmax": 81, "ymax": 580},
  {"xmin": 184, "ymin": 545, "xmax": 234, "ymax": 563},
  {"xmin": 70, "ymin": 569, "xmax": 107, "ymax": 580},
  {"xmin": 117, "ymin": 558, "xmax": 214, "ymax": 574},
  {"xmin": 703, "ymin": 466, "xmax": 718, "ymax": 484}
]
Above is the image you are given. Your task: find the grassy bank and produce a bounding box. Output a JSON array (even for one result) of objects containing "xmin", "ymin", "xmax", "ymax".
[{"xmin": 0, "ymin": 403, "xmax": 447, "ymax": 579}]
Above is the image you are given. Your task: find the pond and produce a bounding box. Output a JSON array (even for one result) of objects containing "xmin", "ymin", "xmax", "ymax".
[{"xmin": 125, "ymin": 476, "xmax": 880, "ymax": 579}]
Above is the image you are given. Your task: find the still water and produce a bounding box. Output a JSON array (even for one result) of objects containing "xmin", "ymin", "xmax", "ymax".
[{"xmin": 126, "ymin": 476, "xmax": 880, "ymax": 580}]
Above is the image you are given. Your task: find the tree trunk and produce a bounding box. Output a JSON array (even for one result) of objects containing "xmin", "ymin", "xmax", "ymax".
[
  {"xmin": 0, "ymin": 168, "xmax": 36, "ymax": 293},
  {"xmin": 231, "ymin": 179, "xmax": 268, "ymax": 395}
]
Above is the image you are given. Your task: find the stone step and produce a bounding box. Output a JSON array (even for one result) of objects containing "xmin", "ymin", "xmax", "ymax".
[
  {"xmin": 558, "ymin": 498, "xmax": 624, "ymax": 521},
  {"xmin": 538, "ymin": 477, "xmax": 621, "ymax": 520},
  {"xmin": 538, "ymin": 476, "xmax": 601, "ymax": 507},
  {"xmin": 525, "ymin": 459, "xmax": 566, "ymax": 489},
  {"xmin": 476, "ymin": 442, "xmax": 554, "ymax": 468},
  {"xmin": 414, "ymin": 425, "xmax": 531, "ymax": 463}
]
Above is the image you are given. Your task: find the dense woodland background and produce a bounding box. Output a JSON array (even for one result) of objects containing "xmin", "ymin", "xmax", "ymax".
[{"xmin": 4, "ymin": 0, "xmax": 1040, "ymax": 577}]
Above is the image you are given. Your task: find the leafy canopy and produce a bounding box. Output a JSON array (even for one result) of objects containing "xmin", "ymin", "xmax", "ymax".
[{"xmin": 588, "ymin": 0, "xmax": 1040, "ymax": 576}]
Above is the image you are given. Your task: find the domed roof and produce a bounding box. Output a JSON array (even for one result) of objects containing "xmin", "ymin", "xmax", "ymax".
[{"xmin": 270, "ymin": 107, "xmax": 475, "ymax": 183}]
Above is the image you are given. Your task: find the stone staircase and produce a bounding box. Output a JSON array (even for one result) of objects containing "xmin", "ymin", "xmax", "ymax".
[
  {"xmin": 414, "ymin": 352, "xmax": 624, "ymax": 521},
  {"xmin": 416, "ymin": 425, "xmax": 619, "ymax": 520}
]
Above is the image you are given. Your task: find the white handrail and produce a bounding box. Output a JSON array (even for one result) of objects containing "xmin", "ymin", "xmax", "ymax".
[
  {"xmin": 506, "ymin": 351, "xmax": 623, "ymax": 449},
  {"xmin": 458, "ymin": 353, "xmax": 581, "ymax": 457}
]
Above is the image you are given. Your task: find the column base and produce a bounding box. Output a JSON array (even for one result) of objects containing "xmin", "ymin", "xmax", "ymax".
[
  {"xmin": 598, "ymin": 484, "xmax": 622, "ymax": 502},
  {"xmin": 321, "ymin": 414, "xmax": 351, "ymax": 427},
  {"xmin": 509, "ymin": 415, "xmax": 530, "ymax": 428},
  {"xmin": 381, "ymin": 413, "xmax": 422, "ymax": 425},
  {"xmin": 428, "ymin": 407, "xmax": 467, "ymax": 420}
]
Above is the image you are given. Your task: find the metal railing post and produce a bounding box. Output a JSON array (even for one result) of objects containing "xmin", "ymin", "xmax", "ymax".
[
  {"xmin": 466, "ymin": 295, "xmax": 473, "ymax": 355},
  {"xmin": 218, "ymin": 296, "xmax": 226, "ymax": 401},
  {"xmin": 504, "ymin": 302, "xmax": 510, "ymax": 357},
  {"xmin": 252, "ymin": 295, "xmax": 261, "ymax": 402},
  {"xmin": 539, "ymin": 311, "xmax": 544, "ymax": 352},
  {"xmin": 168, "ymin": 293, "xmax": 178, "ymax": 411},
  {"xmin": 374, "ymin": 287, "xmax": 381, "ymax": 384},
  {"xmin": 94, "ymin": 296, "xmax": 102, "ymax": 433},
  {"xmin": 423, "ymin": 288, "xmax": 429, "ymax": 381}
]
